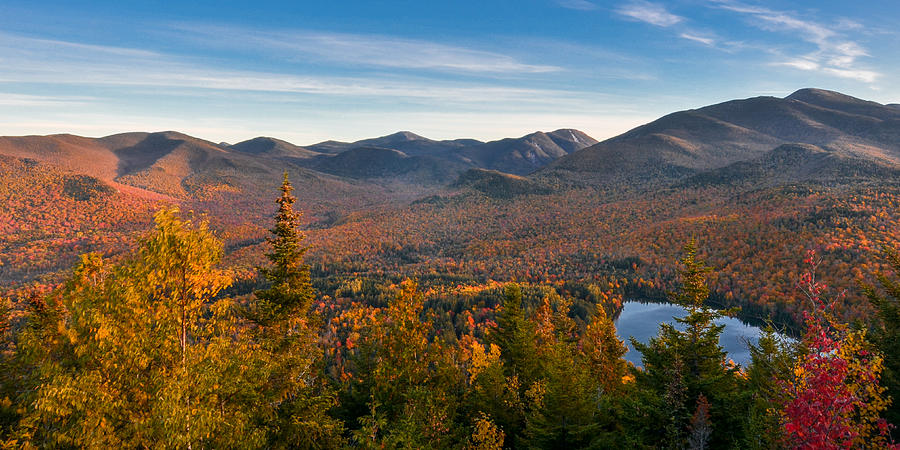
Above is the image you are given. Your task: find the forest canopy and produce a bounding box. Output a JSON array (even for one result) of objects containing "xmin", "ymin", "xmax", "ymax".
[{"xmin": 1, "ymin": 176, "xmax": 899, "ymax": 449}]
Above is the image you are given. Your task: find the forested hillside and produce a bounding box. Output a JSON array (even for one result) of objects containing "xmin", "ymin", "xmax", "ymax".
[
  {"xmin": 3, "ymin": 89, "xmax": 900, "ymax": 446},
  {"xmin": 2, "ymin": 175, "xmax": 899, "ymax": 448}
]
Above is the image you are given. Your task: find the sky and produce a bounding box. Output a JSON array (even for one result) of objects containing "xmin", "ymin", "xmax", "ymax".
[{"xmin": 0, "ymin": 0, "xmax": 898, "ymax": 145}]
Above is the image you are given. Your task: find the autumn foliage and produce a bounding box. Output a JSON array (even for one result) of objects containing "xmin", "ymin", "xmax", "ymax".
[
  {"xmin": 1, "ymin": 178, "xmax": 899, "ymax": 448},
  {"xmin": 780, "ymin": 251, "xmax": 897, "ymax": 449}
]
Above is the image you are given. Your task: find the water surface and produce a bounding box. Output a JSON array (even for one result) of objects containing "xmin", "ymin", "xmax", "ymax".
[{"xmin": 614, "ymin": 301, "xmax": 764, "ymax": 366}]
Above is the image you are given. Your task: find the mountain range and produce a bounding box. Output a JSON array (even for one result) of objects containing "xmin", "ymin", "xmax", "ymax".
[
  {"xmin": 3, "ymin": 88, "xmax": 900, "ymax": 325},
  {"xmin": 4, "ymin": 88, "xmax": 898, "ymax": 202}
]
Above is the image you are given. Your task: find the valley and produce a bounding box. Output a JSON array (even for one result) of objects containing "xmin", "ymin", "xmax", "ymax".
[{"xmin": 2, "ymin": 89, "xmax": 898, "ymax": 329}]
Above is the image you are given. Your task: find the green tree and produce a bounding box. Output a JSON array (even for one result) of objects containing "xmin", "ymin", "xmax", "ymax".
[
  {"xmin": 580, "ymin": 307, "xmax": 629, "ymax": 396},
  {"xmin": 631, "ymin": 240, "xmax": 746, "ymax": 448},
  {"xmin": 742, "ymin": 326, "xmax": 797, "ymax": 449},
  {"xmin": 490, "ymin": 284, "xmax": 540, "ymax": 388},
  {"xmin": 253, "ymin": 171, "xmax": 315, "ymax": 324},
  {"xmin": 862, "ymin": 245, "xmax": 900, "ymax": 426},
  {"xmin": 522, "ymin": 296, "xmax": 605, "ymax": 449},
  {"xmin": 251, "ymin": 172, "xmax": 344, "ymax": 448},
  {"xmin": 481, "ymin": 284, "xmax": 540, "ymax": 445}
]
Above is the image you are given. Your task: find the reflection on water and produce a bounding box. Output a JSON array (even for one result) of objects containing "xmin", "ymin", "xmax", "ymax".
[{"xmin": 614, "ymin": 301, "xmax": 764, "ymax": 366}]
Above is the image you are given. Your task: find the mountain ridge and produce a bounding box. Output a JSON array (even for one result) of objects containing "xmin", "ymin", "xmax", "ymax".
[{"xmin": 546, "ymin": 88, "xmax": 900, "ymax": 183}]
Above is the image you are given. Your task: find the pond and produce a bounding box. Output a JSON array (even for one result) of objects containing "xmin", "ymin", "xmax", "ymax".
[{"xmin": 614, "ymin": 300, "xmax": 766, "ymax": 367}]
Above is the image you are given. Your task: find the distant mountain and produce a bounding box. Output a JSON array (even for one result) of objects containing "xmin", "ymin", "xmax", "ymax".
[
  {"xmin": 96, "ymin": 131, "xmax": 273, "ymax": 197},
  {"xmin": 307, "ymin": 131, "xmax": 482, "ymax": 157},
  {"xmin": 548, "ymin": 88, "xmax": 900, "ymax": 182},
  {"xmin": 0, "ymin": 131, "xmax": 386, "ymax": 204},
  {"xmin": 0, "ymin": 127, "xmax": 594, "ymax": 207},
  {"xmin": 229, "ymin": 137, "xmax": 321, "ymax": 159},
  {"xmin": 304, "ymin": 129, "xmax": 596, "ymax": 177},
  {"xmin": 307, "ymin": 146, "xmax": 468, "ymax": 184},
  {"xmin": 458, "ymin": 129, "xmax": 598, "ymax": 175},
  {"xmin": 0, "ymin": 134, "xmax": 121, "ymax": 180}
]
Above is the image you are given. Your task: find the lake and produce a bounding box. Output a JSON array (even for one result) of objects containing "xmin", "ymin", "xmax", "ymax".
[{"xmin": 614, "ymin": 300, "xmax": 765, "ymax": 366}]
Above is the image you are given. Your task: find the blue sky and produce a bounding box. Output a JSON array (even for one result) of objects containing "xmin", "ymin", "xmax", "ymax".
[{"xmin": 0, "ymin": 1, "xmax": 897, "ymax": 144}]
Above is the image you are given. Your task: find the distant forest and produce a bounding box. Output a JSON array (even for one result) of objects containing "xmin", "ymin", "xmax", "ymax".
[{"xmin": 3, "ymin": 175, "xmax": 900, "ymax": 449}]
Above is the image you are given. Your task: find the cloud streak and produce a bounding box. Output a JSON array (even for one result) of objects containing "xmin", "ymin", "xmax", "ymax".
[
  {"xmin": 0, "ymin": 93, "xmax": 95, "ymax": 107},
  {"xmin": 616, "ymin": 1, "xmax": 683, "ymax": 27},
  {"xmin": 168, "ymin": 25, "xmax": 561, "ymax": 75},
  {"xmin": 679, "ymin": 33, "xmax": 715, "ymax": 46},
  {"xmin": 556, "ymin": 0, "xmax": 597, "ymax": 11},
  {"xmin": 0, "ymin": 32, "xmax": 580, "ymax": 106}
]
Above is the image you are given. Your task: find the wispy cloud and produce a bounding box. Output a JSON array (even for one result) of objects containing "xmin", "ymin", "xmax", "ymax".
[
  {"xmin": 556, "ymin": 0, "xmax": 597, "ymax": 11},
  {"xmin": 679, "ymin": 33, "xmax": 715, "ymax": 46},
  {"xmin": 711, "ymin": 0, "xmax": 880, "ymax": 83},
  {"xmin": 168, "ymin": 25, "xmax": 561, "ymax": 75},
  {"xmin": 822, "ymin": 68, "xmax": 879, "ymax": 83},
  {"xmin": 616, "ymin": 1, "xmax": 683, "ymax": 27},
  {"xmin": 772, "ymin": 58, "xmax": 819, "ymax": 71},
  {"xmin": 0, "ymin": 31, "xmax": 576, "ymax": 105},
  {"xmin": 0, "ymin": 93, "xmax": 94, "ymax": 107}
]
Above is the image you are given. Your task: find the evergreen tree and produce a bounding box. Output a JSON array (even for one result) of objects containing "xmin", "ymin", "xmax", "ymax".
[
  {"xmin": 631, "ymin": 240, "xmax": 745, "ymax": 448},
  {"xmin": 743, "ymin": 326, "xmax": 797, "ymax": 449},
  {"xmin": 490, "ymin": 284, "xmax": 539, "ymax": 385},
  {"xmin": 522, "ymin": 295, "xmax": 599, "ymax": 449},
  {"xmin": 252, "ymin": 172, "xmax": 344, "ymax": 448},
  {"xmin": 351, "ymin": 280, "xmax": 464, "ymax": 448},
  {"xmin": 253, "ymin": 171, "xmax": 315, "ymax": 324},
  {"xmin": 580, "ymin": 307, "xmax": 629, "ymax": 395},
  {"xmin": 862, "ymin": 245, "xmax": 900, "ymax": 426},
  {"xmin": 484, "ymin": 284, "xmax": 540, "ymax": 445}
]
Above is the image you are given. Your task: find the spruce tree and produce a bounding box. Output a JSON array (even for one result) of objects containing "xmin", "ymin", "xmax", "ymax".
[
  {"xmin": 254, "ymin": 171, "xmax": 314, "ymax": 325},
  {"xmin": 481, "ymin": 284, "xmax": 540, "ymax": 446},
  {"xmin": 632, "ymin": 240, "xmax": 745, "ymax": 448},
  {"xmin": 862, "ymin": 245, "xmax": 900, "ymax": 426},
  {"xmin": 490, "ymin": 284, "xmax": 539, "ymax": 383},
  {"xmin": 253, "ymin": 172, "xmax": 344, "ymax": 448}
]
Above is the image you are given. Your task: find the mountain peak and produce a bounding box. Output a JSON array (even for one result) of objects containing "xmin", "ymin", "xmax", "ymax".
[
  {"xmin": 786, "ymin": 87, "xmax": 899, "ymax": 120},
  {"xmin": 382, "ymin": 131, "xmax": 428, "ymax": 141},
  {"xmin": 786, "ymin": 88, "xmax": 844, "ymax": 100}
]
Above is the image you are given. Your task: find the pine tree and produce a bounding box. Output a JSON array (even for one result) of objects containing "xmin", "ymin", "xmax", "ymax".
[
  {"xmin": 631, "ymin": 240, "xmax": 745, "ymax": 448},
  {"xmin": 483, "ymin": 284, "xmax": 540, "ymax": 445},
  {"xmin": 579, "ymin": 307, "xmax": 628, "ymax": 395},
  {"xmin": 252, "ymin": 172, "xmax": 344, "ymax": 448},
  {"xmin": 862, "ymin": 245, "xmax": 900, "ymax": 426},
  {"xmin": 253, "ymin": 171, "xmax": 315, "ymax": 325},
  {"xmin": 522, "ymin": 294, "xmax": 601, "ymax": 448},
  {"xmin": 743, "ymin": 326, "xmax": 797, "ymax": 450},
  {"xmin": 490, "ymin": 284, "xmax": 539, "ymax": 384},
  {"xmin": 350, "ymin": 280, "xmax": 463, "ymax": 448}
]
